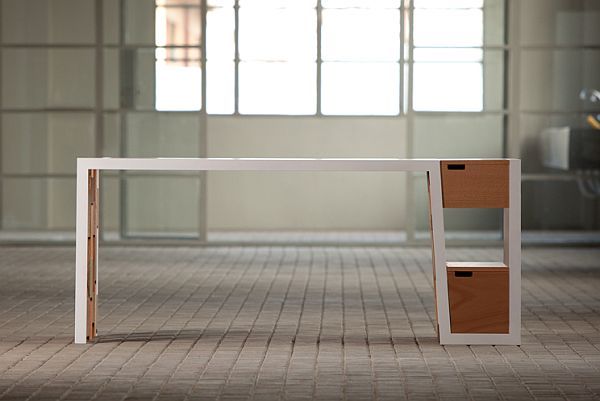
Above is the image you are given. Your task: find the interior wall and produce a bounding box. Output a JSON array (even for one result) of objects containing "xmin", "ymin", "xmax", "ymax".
[{"xmin": 206, "ymin": 116, "xmax": 407, "ymax": 230}]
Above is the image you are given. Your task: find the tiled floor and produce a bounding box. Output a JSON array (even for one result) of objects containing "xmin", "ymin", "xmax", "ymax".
[{"xmin": 0, "ymin": 246, "xmax": 599, "ymax": 400}]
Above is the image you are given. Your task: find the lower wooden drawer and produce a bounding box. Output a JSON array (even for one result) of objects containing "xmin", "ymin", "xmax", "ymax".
[{"xmin": 447, "ymin": 262, "xmax": 509, "ymax": 334}]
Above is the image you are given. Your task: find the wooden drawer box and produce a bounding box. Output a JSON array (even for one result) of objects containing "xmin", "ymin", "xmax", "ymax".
[
  {"xmin": 441, "ymin": 160, "xmax": 509, "ymax": 208},
  {"xmin": 447, "ymin": 262, "xmax": 509, "ymax": 334}
]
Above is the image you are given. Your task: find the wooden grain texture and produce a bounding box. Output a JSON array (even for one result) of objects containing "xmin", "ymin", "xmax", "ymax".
[
  {"xmin": 447, "ymin": 263, "xmax": 509, "ymax": 334},
  {"xmin": 87, "ymin": 170, "xmax": 98, "ymax": 341},
  {"xmin": 441, "ymin": 160, "xmax": 509, "ymax": 208}
]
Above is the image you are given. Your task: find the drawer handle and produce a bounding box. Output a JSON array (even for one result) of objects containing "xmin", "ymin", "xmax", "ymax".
[
  {"xmin": 447, "ymin": 164, "xmax": 465, "ymax": 170},
  {"xmin": 454, "ymin": 271, "xmax": 473, "ymax": 277}
]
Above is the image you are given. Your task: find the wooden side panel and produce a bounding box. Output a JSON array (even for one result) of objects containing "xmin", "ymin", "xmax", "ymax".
[
  {"xmin": 87, "ymin": 170, "xmax": 99, "ymax": 341},
  {"xmin": 447, "ymin": 265, "xmax": 509, "ymax": 334},
  {"xmin": 441, "ymin": 160, "xmax": 509, "ymax": 208}
]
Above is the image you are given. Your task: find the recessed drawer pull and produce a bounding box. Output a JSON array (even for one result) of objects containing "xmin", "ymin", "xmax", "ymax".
[
  {"xmin": 454, "ymin": 271, "xmax": 473, "ymax": 277},
  {"xmin": 447, "ymin": 164, "xmax": 466, "ymax": 170}
]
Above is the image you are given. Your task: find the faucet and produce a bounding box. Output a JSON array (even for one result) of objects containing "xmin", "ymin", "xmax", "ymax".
[
  {"xmin": 579, "ymin": 89, "xmax": 600, "ymax": 129},
  {"xmin": 579, "ymin": 88, "xmax": 600, "ymax": 103}
]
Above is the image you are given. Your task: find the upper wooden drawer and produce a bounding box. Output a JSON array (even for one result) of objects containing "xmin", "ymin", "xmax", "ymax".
[{"xmin": 441, "ymin": 160, "xmax": 509, "ymax": 208}]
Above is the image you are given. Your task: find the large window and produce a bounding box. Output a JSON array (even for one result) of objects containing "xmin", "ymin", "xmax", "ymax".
[
  {"xmin": 412, "ymin": 0, "xmax": 485, "ymax": 111},
  {"xmin": 158, "ymin": 0, "xmax": 490, "ymax": 115},
  {"xmin": 238, "ymin": 0, "xmax": 316, "ymax": 114},
  {"xmin": 321, "ymin": 0, "xmax": 400, "ymax": 115},
  {"xmin": 155, "ymin": 1, "xmax": 203, "ymax": 110}
]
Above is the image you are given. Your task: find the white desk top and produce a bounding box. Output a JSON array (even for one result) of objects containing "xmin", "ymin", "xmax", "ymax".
[{"xmin": 77, "ymin": 157, "xmax": 513, "ymax": 172}]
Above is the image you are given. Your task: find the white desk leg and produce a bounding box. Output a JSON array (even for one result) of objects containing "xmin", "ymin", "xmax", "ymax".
[
  {"xmin": 427, "ymin": 166, "xmax": 449, "ymax": 343},
  {"xmin": 504, "ymin": 159, "xmax": 521, "ymax": 345},
  {"xmin": 75, "ymin": 164, "xmax": 89, "ymax": 344}
]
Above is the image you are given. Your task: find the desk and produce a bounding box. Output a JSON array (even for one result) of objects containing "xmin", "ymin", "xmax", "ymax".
[{"xmin": 75, "ymin": 158, "xmax": 520, "ymax": 345}]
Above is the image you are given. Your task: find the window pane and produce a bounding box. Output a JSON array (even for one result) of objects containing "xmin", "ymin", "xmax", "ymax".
[
  {"xmin": 157, "ymin": 0, "xmax": 199, "ymax": 5},
  {"xmin": 239, "ymin": 62, "xmax": 316, "ymax": 114},
  {"xmin": 413, "ymin": 62, "xmax": 483, "ymax": 111},
  {"xmin": 119, "ymin": 48, "xmax": 202, "ymax": 111},
  {"xmin": 2, "ymin": 114, "xmax": 48, "ymax": 174},
  {"xmin": 483, "ymin": 0, "xmax": 506, "ymax": 46},
  {"xmin": 322, "ymin": 9, "xmax": 400, "ymax": 61},
  {"xmin": 155, "ymin": 6, "xmax": 202, "ymax": 46},
  {"xmin": 321, "ymin": 62, "xmax": 399, "ymax": 115},
  {"xmin": 322, "ymin": 0, "xmax": 399, "ymax": 8},
  {"xmin": 103, "ymin": 113, "xmax": 121, "ymax": 158},
  {"xmin": 207, "ymin": 7, "xmax": 235, "ymax": 60},
  {"xmin": 519, "ymin": 0, "xmax": 600, "ymax": 46},
  {"xmin": 2, "ymin": 49, "xmax": 95, "ymax": 109},
  {"xmin": 414, "ymin": 48, "xmax": 483, "ymax": 62},
  {"xmin": 208, "ymin": 0, "xmax": 234, "ymax": 6},
  {"xmin": 483, "ymin": 50, "xmax": 506, "ymax": 111},
  {"xmin": 2, "ymin": 178, "xmax": 75, "ymax": 231},
  {"xmin": 239, "ymin": 8, "xmax": 316, "ymax": 61},
  {"xmin": 121, "ymin": 49, "xmax": 155, "ymax": 110},
  {"xmin": 104, "ymin": 49, "xmax": 120, "ymax": 109},
  {"xmin": 207, "ymin": 62, "xmax": 235, "ymax": 114},
  {"xmin": 414, "ymin": 0, "xmax": 483, "ymax": 8},
  {"xmin": 124, "ymin": 176, "xmax": 201, "ymax": 238},
  {"xmin": 125, "ymin": 112, "xmax": 202, "ymax": 157},
  {"xmin": 414, "ymin": 9, "xmax": 483, "ymax": 47},
  {"xmin": 1, "ymin": 0, "xmax": 95, "ymax": 44},
  {"xmin": 1, "ymin": 113, "xmax": 94, "ymax": 175},
  {"xmin": 413, "ymin": 114, "xmax": 503, "ymax": 158},
  {"xmin": 520, "ymin": 49, "xmax": 600, "ymax": 112},
  {"xmin": 104, "ymin": 0, "xmax": 120, "ymax": 45},
  {"xmin": 156, "ymin": 48, "xmax": 202, "ymax": 111},
  {"xmin": 238, "ymin": 0, "xmax": 316, "ymax": 8},
  {"xmin": 124, "ymin": 0, "xmax": 156, "ymax": 45}
]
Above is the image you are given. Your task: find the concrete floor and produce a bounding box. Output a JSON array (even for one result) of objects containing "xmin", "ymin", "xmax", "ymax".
[{"xmin": 0, "ymin": 246, "xmax": 599, "ymax": 400}]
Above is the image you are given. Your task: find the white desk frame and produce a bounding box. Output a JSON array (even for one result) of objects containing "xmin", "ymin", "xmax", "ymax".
[{"xmin": 75, "ymin": 158, "xmax": 521, "ymax": 345}]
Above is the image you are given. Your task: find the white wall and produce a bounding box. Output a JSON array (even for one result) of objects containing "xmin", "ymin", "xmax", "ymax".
[{"xmin": 206, "ymin": 116, "xmax": 407, "ymax": 230}]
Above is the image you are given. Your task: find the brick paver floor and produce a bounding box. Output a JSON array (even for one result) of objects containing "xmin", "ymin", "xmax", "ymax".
[{"xmin": 0, "ymin": 246, "xmax": 599, "ymax": 400}]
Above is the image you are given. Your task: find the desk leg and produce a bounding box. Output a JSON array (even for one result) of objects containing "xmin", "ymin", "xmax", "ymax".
[
  {"xmin": 504, "ymin": 159, "xmax": 521, "ymax": 344},
  {"xmin": 427, "ymin": 168, "xmax": 449, "ymax": 343},
  {"xmin": 75, "ymin": 167, "xmax": 89, "ymax": 343},
  {"xmin": 86, "ymin": 170, "xmax": 99, "ymax": 341},
  {"xmin": 75, "ymin": 167, "xmax": 99, "ymax": 344}
]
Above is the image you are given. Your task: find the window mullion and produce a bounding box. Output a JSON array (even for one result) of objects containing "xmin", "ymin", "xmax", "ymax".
[
  {"xmin": 317, "ymin": 0, "xmax": 322, "ymax": 116},
  {"xmin": 399, "ymin": 0, "xmax": 405, "ymax": 115},
  {"xmin": 234, "ymin": 0, "xmax": 240, "ymax": 115}
]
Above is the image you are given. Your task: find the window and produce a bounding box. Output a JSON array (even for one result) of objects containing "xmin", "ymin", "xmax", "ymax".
[
  {"xmin": 155, "ymin": 1, "xmax": 203, "ymax": 111},
  {"xmin": 412, "ymin": 0, "xmax": 485, "ymax": 112},
  {"xmin": 321, "ymin": 0, "xmax": 401, "ymax": 115},
  {"xmin": 156, "ymin": 0, "xmax": 492, "ymax": 115},
  {"xmin": 238, "ymin": 0, "xmax": 317, "ymax": 114},
  {"xmin": 206, "ymin": 0, "xmax": 235, "ymax": 113}
]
